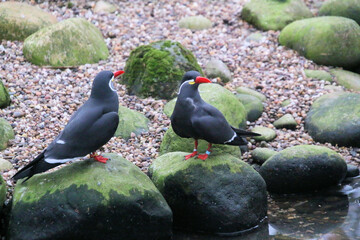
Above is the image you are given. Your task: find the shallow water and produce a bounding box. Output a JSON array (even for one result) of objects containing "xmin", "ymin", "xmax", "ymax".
[{"xmin": 174, "ymin": 176, "xmax": 360, "ymax": 240}]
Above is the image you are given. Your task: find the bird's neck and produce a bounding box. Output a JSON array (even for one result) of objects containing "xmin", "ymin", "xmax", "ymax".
[{"xmin": 178, "ymin": 85, "xmax": 201, "ymax": 100}]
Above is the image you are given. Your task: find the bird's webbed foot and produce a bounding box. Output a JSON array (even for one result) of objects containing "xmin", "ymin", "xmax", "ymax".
[
  {"xmin": 185, "ymin": 151, "xmax": 198, "ymax": 160},
  {"xmin": 90, "ymin": 153, "xmax": 108, "ymax": 163}
]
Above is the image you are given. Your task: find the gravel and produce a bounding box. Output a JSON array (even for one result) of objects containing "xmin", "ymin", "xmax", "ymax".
[{"xmin": 1, "ymin": 0, "xmax": 358, "ymax": 196}]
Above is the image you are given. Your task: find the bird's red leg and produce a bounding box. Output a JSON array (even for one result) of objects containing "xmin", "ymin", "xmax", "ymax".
[
  {"xmin": 90, "ymin": 152, "xmax": 108, "ymax": 164},
  {"xmin": 198, "ymin": 143, "xmax": 212, "ymax": 161},
  {"xmin": 185, "ymin": 139, "xmax": 198, "ymax": 160}
]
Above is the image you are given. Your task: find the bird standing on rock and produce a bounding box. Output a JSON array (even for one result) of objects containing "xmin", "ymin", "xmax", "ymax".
[
  {"xmin": 13, "ymin": 70, "xmax": 124, "ymax": 181},
  {"xmin": 171, "ymin": 71, "xmax": 260, "ymax": 161}
]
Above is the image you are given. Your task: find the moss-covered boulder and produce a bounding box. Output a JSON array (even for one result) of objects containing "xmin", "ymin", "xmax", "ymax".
[
  {"xmin": 251, "ymin": 126, "xmax": 276, "ymax": 142},
  {"xmin": 236, "ymin": 94, "xmax": 263, "ymax": 122},
  {"xmin": 8, "ymin": 154, "xmax": 172, "ymax": 240},
  {"xmin": 260, "ymin": 145, "xmax": 347, "ymax": 193},
  {"xmin": 331, "ymin": 69, "xmax": 360, "ymax": 91},
  {"xmin": 149, "ymin": 152, "xmax": 267, "ymax": 234},
  {"xmin": 0, "ymin": 175, "xmax": 6, "ymax": 213},
  {"xmin": 236, "ymin": 87, "xmax": 266, "ymax": 102},
  {"xmin": 304, "ymin": 69, "xmax": 333, "ymax": 82},
  {"xmin": 0, "ymin": 118, "xmax": 14, "ymax": 151},
  {"xmin": 0, "ymin": 2, "xmax": 57, "ymax": 41},
  {"xmin": 251, "ymin": 148, "xmax": 277, "ymax": 165},
  {"xmin": 305, "ymin": 92, "xmax": 360, "ymax": 147},
  {"xmin": 279, "ymin": 16, "xmax": 360, "ymax": 68},
  {"xmin": 205, "ymin": 58, "xmax": 232, "ymax": 83},
  {"xmin": 122, "ymin": 40, "xmax": 202, "ymax": 99},
  {"xmin": 178, "ymin": 16, "xmax": 212, "ymax": 30},
  {"xmin": 115, "ymin": 106, "xmax": 149, "ymax": 140},
  {"xmin": 0, "ymin": 80, "xmax": 11, "ymax": 109},
  {"xmin": 273, "ymin": 114, "xmax": 297, "ymax": 129},
  {"xmin": 319, "ymin": 0, "xmax": 360, "ymax": 25},
  {"xmin": 241, "ymin": 0, "xmax": 312, "ymax": 31},
  {"xmin": 23, "ymin": 18, "xmax": 109, "ymax": 67}
]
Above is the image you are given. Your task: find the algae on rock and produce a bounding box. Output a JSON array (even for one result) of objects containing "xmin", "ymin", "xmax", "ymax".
[
  {"xmin": 115, "ymin": 105, "xmax": 149, "ymax": 140},
  {"xmin": 319, "ymin": 0, "xmax": 360, "ymax": 25},
  {"xmin": 122, "ymin": 40, "xmax": 202, "ymax": 99},
  {"xmin": 0, "ymin": 118, "xmax": 14, "ymax": 151},
  {"xmin": 0, "ymin": 80, "xmax": 10, "ymax": 109}
]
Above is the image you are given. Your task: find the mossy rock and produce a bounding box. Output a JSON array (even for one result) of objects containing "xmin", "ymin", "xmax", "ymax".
[
  {"xmin": 148, "ymin": 152, "xmax": 267, "ymax": 234},
  {"xmin": 236, "ymin": 94, "xmax": 263, "ymax": 122},
  {"xmin": 0, "ymin": 80, "xmax": 10, "ymax": 109},
  {"xmin": 241, "ymin": 0, "xmax": 312, "ymax": 31},
  {"xmin": 0, "ymin": 2, "xmax": 57, "ymax": 41},
  {"xmin": 93, "ymin": 0, "xmax": 117, "ymax": 13},
  {"xmin": 319, "ymin": 0, "xmax": 360, "ymax": 25},
  {"xmin": 115, "ymin": 105, "xmax": 149, "ymax": 140},
  {"xmin": 23, "ymin": 18, "xmax": 109, "ymax": 67},
  {"xmin": 251, "ymin": 126, "xmax": 276, "ymax": 142},
  {"xmin": 122, "ymin": 40, "xmax": 202, "ymax": 99},
  {"xmin": 0, "ymin": 118, "xmax": 14, "ymax": 151},
  {"xmin": 330, "ymin": 69, "xmax": 360, "ymax": 91},
  {"xmin": 236, "ymin": 87, "xmax": 266, "ymax": 102},
  {"xmin": 279, "ymin": 16, "xmax": 360, "ymax": 68},
  {"xmin": 0, "ymin": 175, "xmax": 6, "ymax": 213},
  {"xmin": 260, "ymin": 145, "xmax": 347, "ymax": 193},
  {"xmin": 251, "ymin": 148, "xmax": 277, "ymax": 165},
  {"xmin": 178, "ymin": 16, "xmax": 212, "ymax": 30},
  {"xmin": 0, "ymin": 158, "xmax": 13, "ymax": 171},
  {"xmin": 8, "ymin": 154, "xmax": 172, "ymax": 240},
  {"xmin": 205, "ymin": 58, "xmax": 232, "ymax": 83},
  {"xmin": 304, "ymin": 69, "xmax": 333, "ymax": 82},
  {"xmin": 305, "ymin": 92, "xmax": 360, "ymax": 147},
  {"xmin": 273, "ymin": 114, "xmax": 297, "ymax": 129}
]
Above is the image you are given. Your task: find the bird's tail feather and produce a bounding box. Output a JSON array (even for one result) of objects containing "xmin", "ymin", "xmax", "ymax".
[
  {"xmin": 225, "ymin": 127, "xmax": 261, "ymax": 146},
  {"xmin": 231, "ymin": 127, "xmax": 261, "ymax": 137}
]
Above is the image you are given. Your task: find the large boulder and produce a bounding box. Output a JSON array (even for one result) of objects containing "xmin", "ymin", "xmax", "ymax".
[
  {"xmin": 330, "ymin": 69, "xmax": 360, "ymax": 91},
  {"xmin": 0, "ymin": 118, "xmax": 14, "ymax": 151},
  {"xmin": 0, "ymin": 2, "xmax": 57, "ymax": 41},
  {"xmin": 305, "ymin": 92, "xmax": 360, "ymax": 147},
  {"xmin": 0, "ymin": 80, "xmax": 11, "ymax": 109},
  {"xmin": 319, "ymin": 0, "xmax": 360, "ymax": 25},
  {"xmin": 260, "ymin": 145, "xmax": 347, "ymax": 193},
  {"xmin": 115, "ymin": 106, "xmax": 149, "ymax": 140},
  {"xmin": 8, "ymin": 154, "xmax": 172, "ymax": 240},
  {"xmin": 178, "ymin": 16, "xmax": 212, "ymax": 31},
  {"xmin": 122, "ymin": 40, "xmax": 202, "ymax": 99},
  {"xmin": 241, "ymin": 0, "xmax": 312, "ymax": 31},
  {"xmin": 23, "ymin": 18, "xmax": 109, "ymax": 67},
  {"xmin": 279, "ymin": 16, "xmax": 360, "ymax": 68},
  {"xmin": 149, "ymin": 152, "xmax": 267, "ymax": 234}
]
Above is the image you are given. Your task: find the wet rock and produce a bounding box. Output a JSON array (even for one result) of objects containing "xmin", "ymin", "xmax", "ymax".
[
  {"xmin": 346, "ymin": 164, "xmax": 359, "ymax": 178},
  {"xmin": 251, "ymin": 126, "xmax": 276, "ymax": 142},
  {"xmin": 149, "ymin": 152, "xmax": 267, "ymax": 234},
  {"xmin": 260, "ymin": 145, "xmax": 347, "ymax": 193},
  {"xmin": 236, "ymin": 93, "xmax": 263, "ymax": 122},
  {"xmin": 205, "ymin": 58, "xmax": 232, "ymax": 83},
  {"xmin": 279, "ymin": 16, "xmax": 360, "ymax": 68},
  {"xmin": 236, "ymin": 87, "xmax": 266, "ymax": 102},
  {"xmin": 115, "ymin": 105, "xmax": 149, "ymax": 140},
  {"xmin": 121, "ymin": 40, "xmax": 202, "ymax": 99},
  {"xmin": 178, "ymin": 16, "xmax": 212, "ymax": 30},
  {"xmin": 93, "ymin": 1, "xmax": 117, "ymax": 13},
  {"xmin": 8, "ymin": 154, "xmax": 172, "ymax": 240},
  {"xmin": 273, "ymin": 114, "xmax": 297, "ymax": 129},
  {"xmin": 0, "ymin": 80, "xmax": 10, "ymax": 109},
  {"xmin": 319, "ymin": 0, "xmax": 360, "ymax": 25},
  {"xmin": 0, "ymin": 2, "xmax": 57, "ymax": 41},
  {"xmin": 304, "ymin": 69, "xmax": 333, "ymax": 82},
  {"xmin": 0, "ymin": 158, "xmax": 13, "ymax": 171},
  {"xmin": 251, "ymin": 148, "xmax": 277, "ymax": 165},
  {"xmin": 23, "ymin": 18, "xmax": 109, "ymax": 67},
  {"xmin": 241, "ymin": 0, "xmax": 312, "ymax": 30},
  {"xmin": 331, "ymin": 69, "xmax": 360, "ymax": 91},
  {"xmin": 305, "ymin": 92, "xmax": 360, "ymax": 147},
  {"xmin": 0, "ymin": 118, "xmax": 14, "ymax": 151}
]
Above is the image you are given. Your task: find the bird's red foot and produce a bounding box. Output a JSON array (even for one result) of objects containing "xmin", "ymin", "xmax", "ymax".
[
  {"xmin": 90, "ymin": 153, "xmax": 108, "ymax": 164},
  {"xmin": 197, "ymin": 154, "xmax": 209, "ymax": 161},
  {"xmin": 185, "ymin": 151, "xmax": 198, "ymax": 160}
]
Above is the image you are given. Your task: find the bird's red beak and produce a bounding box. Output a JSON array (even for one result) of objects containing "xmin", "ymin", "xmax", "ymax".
[
  {"xmin": 114, "ymin": 70, "xmax": 125, "ymax": 78},
  {"xmin": 195, "ymin": 76, "xmax": 212, "ymax": 84}
]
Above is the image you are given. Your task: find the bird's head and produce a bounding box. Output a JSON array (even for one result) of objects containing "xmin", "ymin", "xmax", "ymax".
[
  {"xmin": 178, "ymin": 71, "xmax": 212, "ymax": 95},
  {"xmin": 91, "ymin": 70, "xmax": 125, "ymax": 98}
]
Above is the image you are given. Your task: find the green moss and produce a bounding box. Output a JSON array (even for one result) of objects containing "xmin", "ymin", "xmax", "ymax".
[
  {"xmin": 115, "ymin": 105, "xmax": 149, "ymax": 140},
  {"xmin": 319, "ymin": 0, "xmax": 360, "ymax": 25},
  {"xmin": 331, "ymin": 69, "xmax": 360, "ymax": 91},
  {"xmin": 304, "ymin": 69, "xmax": 333, "ymax": 82},
  {"xmin": 251, "ymin": 148, "xmax": 277, "ymax": 164},
  {"xmin": 279, "ymin": 16, "xmax": 360, "ymax": 68},
  {"xmin": 13, "ymin": 154, "xmax": 156, "ymax": 205},
  {"xmin": 236, "ymin": 93, "xmax": 263, "ymax": 122},
  {"xmin": 23, "ymin": 18, "xmax": 108, "ymax": 67},
  {"xmin": 273, "ymin": 113, "xmax": 297, "ymax": 129},
  {"xmin": 0, "ymin": 80, "xmax": 10, "ymax": 108},
  {"xmin": 0, "ymin": 118, "xmax": 14, "ymax": 151},
  {"xmin": 236, "ymin": 87, "xmax": 266, "ymax": 102},
  {"xmin": 251, "ymin": 126, "xmax": 276, "ymax": 142},
  {"xmin": 122, "ymin": 40, "xmax": 202, "ymax": 99},
  {"xmin": 241, "ymin": 0, "xmax": 312, "ymax": 31},
  {"xmin": 178, "ymin": 16, "xmax": 212, "ymax": 30}
]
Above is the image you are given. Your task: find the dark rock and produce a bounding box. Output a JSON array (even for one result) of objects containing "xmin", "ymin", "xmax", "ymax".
[
  {"xmin": 346, "ymin": 164, "xmax": 359, "ymax": 178},
  {"xmin": 251, "ymin": 148, "xmax": 277, "ymax": 165}
]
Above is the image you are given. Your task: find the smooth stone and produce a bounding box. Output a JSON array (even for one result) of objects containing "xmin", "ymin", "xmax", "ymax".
[
  {"xmin": 115, "ymin": 105, "xmax": 149, "ymax": 140},
  {"xmin": 319, "ymin": 0, "xmax": 360, "ymax": 25},
  {"xmin": 245, "ymin": 32, "xmax": 266, "ymax": 42},
  {"xmin": 346, "ymin": 164, "xmax": 359, "ymax": 178},
  {"xmin": 251, "ymin": 126, "xmax": 277, "ymax": 142},
  {"xmin": 304, "ymin": 69, "xmax": 333, "ymax": 82},
  {"xmin": 0, "ymin": 80, "xmax": 10, "ymax": 109},
  {"xmin": 236, "ymin": 87, "xmax": 266, "ymax": 102},
  {"xmin": 93, "ymin": 1, "xmax": 117, "ymax": 13},
  {"xmin": 331, "ymin": 69, "xmax": 360, "ymax": 91},
  {"xmin": 0, "ymin": 158, "xmax": 13, "ymax": 171},
  {"xmin": 251, "ymin": 148, "xmax": 277, "ymax": 165},
  {"xmin": 205, "ymin": 58, "xmax": 232, "ymax": 83},
  {"xmin": 178, "ymin": 16, "xmax": 212, "ymax": 30},
  {"xmin": 273, "ymin": 114, "xmax": 297, "ymax": 129},
  {"xmin": 0, "ymin": 118, "xmax": 14, "ymax": 151},
  {"xmin": 236, "ymin": 93, "xmax": 263, "ymax": 122}
]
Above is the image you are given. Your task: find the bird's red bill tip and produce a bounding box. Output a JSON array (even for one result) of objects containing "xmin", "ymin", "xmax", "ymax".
[
  {"xmin": 114, "ymin": 70, "xmax": 125, "ymax": 78},
  {"xmin": 195, "ymin": 76, "xmax": 212, "ymax": 84}
]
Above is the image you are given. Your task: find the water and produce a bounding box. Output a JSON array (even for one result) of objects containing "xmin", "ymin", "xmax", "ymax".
[{"xmin": 174, "ymin": 176, "xmax": 360, "ymax": 240}]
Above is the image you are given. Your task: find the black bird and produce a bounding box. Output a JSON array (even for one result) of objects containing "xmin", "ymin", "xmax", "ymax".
[
  {"xmin": 13, "ymin": 70, "xmax": 124, "ymax": 181},
  {"xmin": 171, "ymin": 71, "xmax": 260, "ymax": 161}
]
